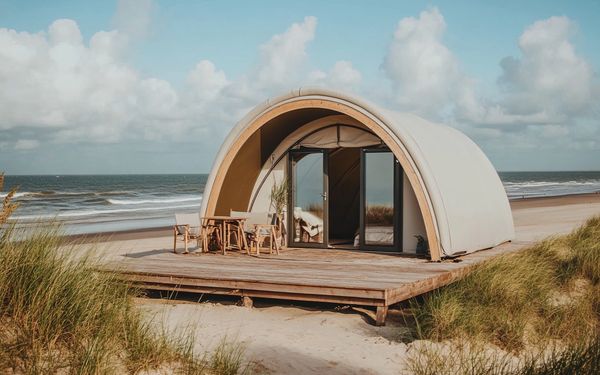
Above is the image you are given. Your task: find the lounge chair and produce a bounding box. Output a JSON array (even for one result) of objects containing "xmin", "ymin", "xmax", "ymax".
[
  {"xmin": 293, "ymin": 207, "xmax": 323, "ymax": 242},
  {"xmin": 173, "ymin": 213, "xmax": 203, "ymax": 254}
]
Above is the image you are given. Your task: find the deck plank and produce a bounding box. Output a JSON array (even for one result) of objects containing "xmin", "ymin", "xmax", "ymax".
[{"xmin": 97, "ymin": 240, "xmax": 524, "ymax": 309}]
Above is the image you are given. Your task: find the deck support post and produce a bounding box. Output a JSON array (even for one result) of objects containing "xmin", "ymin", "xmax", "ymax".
[
  {"xmin": 375, "ymin": 306, "xmax": 388, "ymax": 326},
  {"xmin": 242, "ymin": 296, "xmax": 253, "ymax": 308}
]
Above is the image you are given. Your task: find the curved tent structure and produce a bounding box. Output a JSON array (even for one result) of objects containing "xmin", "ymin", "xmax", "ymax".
[{"xmin": 200, "ymin": 88, "xmax": 514, "ymax": 260}]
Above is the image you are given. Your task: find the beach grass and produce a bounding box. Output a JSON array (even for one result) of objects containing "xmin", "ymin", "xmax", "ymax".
[
  {"xmin": 0, "ymin": 225, "xmax": 252, "ymax": 374},
  {"xmin": 0, "ymin": 177, "xmax": 250, "ymax": 374},
  {"xmin": 406, "ymin": 215, "xmax": 600, "ymax": 374}
]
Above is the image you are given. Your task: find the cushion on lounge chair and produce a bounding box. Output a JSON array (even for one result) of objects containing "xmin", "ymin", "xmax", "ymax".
[{"xmin": 293, "ymin": 207, "xmax": 322, "ymax": 238}]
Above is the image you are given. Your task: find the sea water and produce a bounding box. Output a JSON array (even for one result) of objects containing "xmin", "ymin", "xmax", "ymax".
[
  {"xmin": 2, "ymin": 174, "xmax": 206, "ymax": 234},
  {"xmin": 2, "ymin": 172, "xmax": 599, "ymax": 235}
]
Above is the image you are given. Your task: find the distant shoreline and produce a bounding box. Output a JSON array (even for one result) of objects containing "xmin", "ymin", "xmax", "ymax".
[{"xmin": 63, "ymin": 192, "xmax": 600, "ymax": 244}]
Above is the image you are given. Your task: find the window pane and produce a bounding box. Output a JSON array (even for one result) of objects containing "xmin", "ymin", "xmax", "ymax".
[
  {"xmin": 364, "ymin": 152, "xmax": 394, "ymax": 246},
  {"xmin": 292, "ymin": 153, "xmax": 324, "ymax": 244}
]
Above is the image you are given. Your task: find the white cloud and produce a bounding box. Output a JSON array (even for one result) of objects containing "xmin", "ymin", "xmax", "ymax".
[
  {"xmin": 2, "ymin": 4, "xmax": 597, "ymax": 171},
  {"xmin": 186, "ymin": 60, "xmax": 230, "ymax": 102},
  {"xmin": 458, "ymin": 16, "xmax": 597, "ymax": 127},
  {"xmin": 308, "ymin": 60, "xmax": 362, "ymax": 91},
  {"xmin": 0, "ymin": 18, "xmax": 159, "ymax": 143},
  {"xmin": 500, "ymin": 17, "xmax": 594, "ymax": 116},
  {"xmin": 14, "ymin": 139, "xmax": 40, "ymax": 150},
  {"xmin": 112, "ymin": 0, "xmax": 155, "ymax": 40},
  {"xmin": 255, "ymin": 16, "xmax": 317, "ymax": 90},
  {"xmin": 382, "ymin": 7, "xmax": 466, "ymax": 117},
  {"xmin": 0, "ymin": 10, "xmax": 360, "ymax": 152}
]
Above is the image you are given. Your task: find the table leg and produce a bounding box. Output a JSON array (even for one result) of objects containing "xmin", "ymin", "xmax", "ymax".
[
  {"xmin": 272, "ymin": 226, "xmax": 280, "ymax": 254},
  {"xmin": 240, "ymin": 220, "xmax": 249, "ymax": 254}
]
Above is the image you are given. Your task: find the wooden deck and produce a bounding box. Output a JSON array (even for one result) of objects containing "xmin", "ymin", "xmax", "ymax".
[
  {"xmin": 94, "ymin": 194, "xmax": 600, "ymax": 325},
  {"xmin": 104, "ymin": 241, "xmax": 525, "ymax": 325}
]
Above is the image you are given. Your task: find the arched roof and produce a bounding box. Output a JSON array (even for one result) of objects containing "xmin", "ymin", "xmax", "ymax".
[{"xmin": 200, "ymin": 88, "xmax": 514, "ymax": 259}]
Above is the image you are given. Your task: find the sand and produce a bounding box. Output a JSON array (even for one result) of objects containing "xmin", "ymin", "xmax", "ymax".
[
  {"xmin": 79, "ymin": 193, "xmax": 600, "ymax": 374},
  {"xmin": 138, "ymin": 299, "xmax": 412, "ymax": 374}
]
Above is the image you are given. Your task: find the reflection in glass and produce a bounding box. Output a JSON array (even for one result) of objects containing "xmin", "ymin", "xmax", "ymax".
[
  {"xmin": 292, "ymin": 152, "xmax": 324, "ymax": 244},
  {"xmin": 364, "ymin": 152, "xmax": 395, "ymax": 246}
]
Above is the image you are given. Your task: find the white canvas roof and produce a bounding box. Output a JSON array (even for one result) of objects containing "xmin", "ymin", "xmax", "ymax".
[{"xmin": 201, "ymin": 88, "xmax": 514, "ymax": 258}]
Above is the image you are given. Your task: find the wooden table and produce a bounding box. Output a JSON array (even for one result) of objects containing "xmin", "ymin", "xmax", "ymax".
[{"xmin": 201, "ymin": 215, "xmax": 248, "ymax": 254}]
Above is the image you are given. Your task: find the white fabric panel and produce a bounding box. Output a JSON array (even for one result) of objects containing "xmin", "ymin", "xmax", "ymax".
[
  {"xmin": 339, "ymin": 126, "xmax": 381, "ymax": 148},
  {"xmin": 379, "ymin": 110, "xmax": 514, "ymax": 255},
  {"xmin": 299, "ymin": 126, "xmax": 339, "ymax": 148},
  {"xmin": 299, "ymin": 126, "xmax": 381, "ymax": 148}
]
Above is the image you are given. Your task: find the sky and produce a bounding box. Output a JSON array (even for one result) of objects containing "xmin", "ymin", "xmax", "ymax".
[{"xmin": 0, "ymin": 0, "xmax": 599, "ymax": 174}]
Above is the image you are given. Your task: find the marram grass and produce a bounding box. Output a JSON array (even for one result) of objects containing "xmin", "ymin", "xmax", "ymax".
[
  {"xmin": 407, "ymin": 215, "xmax": 600, "ymax": 374},
  {"xmin": 0, "ymin": 224, "xmax": 250, "ymax": 374}
]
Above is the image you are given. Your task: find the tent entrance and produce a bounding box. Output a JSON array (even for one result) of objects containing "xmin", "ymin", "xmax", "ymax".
[
  {"xmin": 289, "ymin": 150, "xmax": 327, "ymax": 247},
  {"xmin": 328, "ymin": 148, "xmax": 361, "ymax": 247},
  {"xmin": 288, "ymin": 146, "xmax": 402, "ymax": 252},
  {"xmin": 359, "ymin": 149, "xmax": 403, "ymax": 251}
]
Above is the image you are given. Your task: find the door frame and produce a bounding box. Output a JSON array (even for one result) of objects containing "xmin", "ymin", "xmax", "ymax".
[
  {"xmin": 287, "ymin": 148, "xmax": 329, "ymax": 248},
  {"xmin": 359, "ymin": 147, "xmax": 403, "ymax": 252}
]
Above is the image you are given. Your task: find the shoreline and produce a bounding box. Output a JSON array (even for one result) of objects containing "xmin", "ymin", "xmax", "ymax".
[
  {"xmin": 509, "ymin": 191, "xmax": 600, "ymax": 208},
  {"xmin": 63, "ymin": 192, "xmax": 600, "ymax": 244}
]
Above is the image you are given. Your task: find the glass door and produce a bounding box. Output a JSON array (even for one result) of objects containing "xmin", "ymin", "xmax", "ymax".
[
  {"xmin": 289, "ymin": 150, "xmax": 327, "ymax": 246},
  {"xmin": 360, "ymin": 149, "xmax": 401, "ymax": 251}
]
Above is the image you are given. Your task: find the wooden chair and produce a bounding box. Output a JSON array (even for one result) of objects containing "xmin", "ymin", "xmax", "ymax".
[
  {"xmin": 173, "ymin": 213, "xmax": 202, "ymax": 254},
  {"xmin": 231, "ymin": 211, "xmax": 280, "ymax": 255},
  {"xmin": 200, "ymin": 217, "xmax": 222, "ymax": 253},
  {"xmin": 228, "ymin": 210, "xmax": 251, "ymax": 252}
]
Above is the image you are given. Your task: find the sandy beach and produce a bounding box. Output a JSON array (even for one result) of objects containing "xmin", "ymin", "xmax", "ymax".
[{"xmin": 75, "ymin": 193, "xmax": 600, "ymax": 374}]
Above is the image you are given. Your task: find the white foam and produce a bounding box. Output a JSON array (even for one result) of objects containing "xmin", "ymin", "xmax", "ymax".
[
  {"xmin": 107, "ymin": 196, "xmax": 202, "ymax": 205},
  {"xmin": 11, "ymin": 203, "xmax": 201, "ymax": 221},
  {"xmin": 0, "ymin": 191, "xmax": 30, "ymax": 198}
]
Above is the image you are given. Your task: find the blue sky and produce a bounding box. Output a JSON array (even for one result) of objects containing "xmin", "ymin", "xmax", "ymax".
[{"xmin": 0, "ymin": 0, "xmax": 599, "ymax": 173}]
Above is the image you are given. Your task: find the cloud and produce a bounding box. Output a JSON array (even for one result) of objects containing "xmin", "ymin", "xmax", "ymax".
[
  {"xmin": 14, "ymin": 139, "xmax": 40, "ymax": 150},
  {"xmin": 0, "ymin": 18, "xmax": 165, "ymax": 144},
  {"xmin": 382, "ymin": 7, "xmax": 466, "ymax": 117},
  {"xmin": 112, "ymin": 0, "xmax": 155, "ymax": 40},
  {"xmin": 458, "ymin": 16, "xmax": 597, "ymax": 127},
  {"xmin": 308, "ymin": 60, "xmax": 362, "ymax": 91},
  {"xmin": 254, "ymin": 16, "xmax": 317, "ymax": 90},
  {"xmin": 0, "ymin": 8, "xmax": 358, "ymax": 154},
  {"xmin": 2, "ymin": 4, "xmax": 597, "ymax": 173}
]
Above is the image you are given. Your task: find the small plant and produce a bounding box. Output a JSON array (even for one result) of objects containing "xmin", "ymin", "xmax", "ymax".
[
  {"xmin": 269, "ymin": 179, "xmax": 288, "ymax": 217},
  {"xmin": 0, "ymin": 172, "xmax": 19, "ymax": 226},
  {"xmin": 270, "ymin": 179, "xmax": 289, "ymax": 248}
]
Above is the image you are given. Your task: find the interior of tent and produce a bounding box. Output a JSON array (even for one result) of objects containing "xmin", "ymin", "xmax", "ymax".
[{"xmin": 243, "ymin": 118, "xmax": 427, "ymax": 254}]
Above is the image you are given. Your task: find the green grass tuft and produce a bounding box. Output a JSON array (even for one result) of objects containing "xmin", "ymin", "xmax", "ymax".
[
  {"xmin": 410, "ymin": 215, "xmax": 600, "ymax": 352},
  {"xmin": 407, "ymin": 215, "xmax": 600, "ymax": 374}
]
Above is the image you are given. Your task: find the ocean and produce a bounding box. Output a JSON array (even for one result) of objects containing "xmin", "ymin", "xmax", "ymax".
[{"xmin": 2, "ymin": 172, "xmax": 600, "ymax": 235}]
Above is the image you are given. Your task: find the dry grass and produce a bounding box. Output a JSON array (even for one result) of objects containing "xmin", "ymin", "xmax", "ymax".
[
  {"xmin": 0, "ymin": 173, "xmax": 20, "ymax": 225},
  {"xmin": 407, "ymin": 337, "xmax": 600, "ymax": 375},
  {"xmin": 0, "ymin": 174, "xmax": 250, "ymax": 374},
  {"xmin": 407, "ymin": 216, "xmax": 600, "ymax": 374},
  {"xmin": 365, "ymin": 205, "xmax": 394, "ymax": 225}
]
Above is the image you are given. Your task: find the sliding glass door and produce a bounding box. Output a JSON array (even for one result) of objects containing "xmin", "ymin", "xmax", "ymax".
[
  {"xmin": 288, "ymin": 147, "xmax": 401, "ymax": 251},
  {"xmin": 360, "ymin": 149, "xmax": 401, "ymax": 251},
  {"xmin": 289, "ymin": 150, "xmax": 326, "ymax": 246}
]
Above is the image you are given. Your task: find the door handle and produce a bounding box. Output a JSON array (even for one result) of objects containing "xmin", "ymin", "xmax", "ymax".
[{"xmin": 321, "ymin": 192, "xmax": 327, "ymax": 200}]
